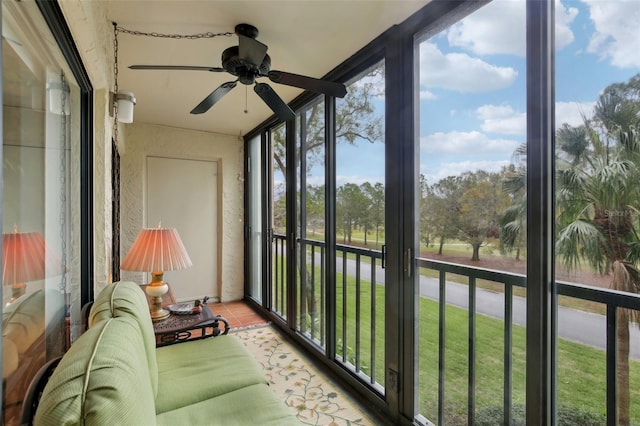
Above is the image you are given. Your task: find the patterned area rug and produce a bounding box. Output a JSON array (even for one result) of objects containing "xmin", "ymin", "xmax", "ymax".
[{"xmin": 232, "ymin": 325, "xmax": 379, "ymax": 426}]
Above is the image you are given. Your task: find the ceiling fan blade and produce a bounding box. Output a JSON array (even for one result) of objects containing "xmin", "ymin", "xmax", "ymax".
[
  {"xmin": 238, "ymin": 34, "xmax": 268, "ymax": 66},
  {"xmin": 129, "ymin": 65, "xmax": 225, "ymax": 72},
  {"xmin": 254, "ymin": 83, "xmax": 295, "ymax": 122},
  {"xmin": 267, "ymin": 70, "xmax": 347, "ymax": 98},
  {"xmin": 190, "ymin": 81, "xmax": 237, "ymax": 115}
]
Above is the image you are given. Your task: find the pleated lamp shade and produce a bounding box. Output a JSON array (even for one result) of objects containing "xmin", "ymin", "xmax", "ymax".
[
  {"xmin": 121, "ymin": 227, "xmax": 192, "ymax": 273},
  {"xmin": 2, "ymin": 231, "xmax": 65, "ymax": 285}
]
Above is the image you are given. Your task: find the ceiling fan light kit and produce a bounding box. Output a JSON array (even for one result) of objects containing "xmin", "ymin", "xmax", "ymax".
[{"xmin": 129, "ymin": 23, "xmax": 348, "ymax": 122}]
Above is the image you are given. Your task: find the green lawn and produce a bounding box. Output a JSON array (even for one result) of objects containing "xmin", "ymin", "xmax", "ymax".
[{"xmin": 335, "ymin": 275, "xmax": 640, "ymax": 424}]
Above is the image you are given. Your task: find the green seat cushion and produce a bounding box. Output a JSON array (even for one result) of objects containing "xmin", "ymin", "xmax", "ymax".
[
  {"xmin": 34, "ymin": 317, "xmax": 156, "ymax": 426},
  {"xmin": 156, "ymin": 383, "xmax": 300, "ymax": 426},
  {"xmin": 155, "ymin": 335, "xmax": 267, "ymax": 413},
  {"xmin": 89, "ymin": 281, "xmax": 158, "ymax": 395}
]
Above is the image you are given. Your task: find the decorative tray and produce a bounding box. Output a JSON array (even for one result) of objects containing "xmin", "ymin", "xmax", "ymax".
[{"xmin": 167, "ymin": 303, "xmax": 196, "ymax": 315}]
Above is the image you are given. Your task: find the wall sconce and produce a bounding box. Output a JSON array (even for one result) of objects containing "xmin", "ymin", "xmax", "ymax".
[
  {"xmin": 47, "ymin": 81, "xmax": 70, "ymax": 116},
  {"xmin": 111, "ymin": 23, "xmax": 136, "ymax": 124},
  {"xmin": 110, "ymin": 91, "xmax": 136, "ymax": 123}
]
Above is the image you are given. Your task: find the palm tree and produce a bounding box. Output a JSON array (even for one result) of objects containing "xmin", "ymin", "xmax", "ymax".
[
  {"xmin": 500, "ymin": 145, "xmax": 527, "ymax": 261},
  {"xmin": 555, "ymin": 74, "xmax": 640, "ymax": 425}
]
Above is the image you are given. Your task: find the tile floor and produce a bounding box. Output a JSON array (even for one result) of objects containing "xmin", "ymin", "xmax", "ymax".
[{"xmin": 208, "ymin": 300, "xmax": 269, "ymax": 330}]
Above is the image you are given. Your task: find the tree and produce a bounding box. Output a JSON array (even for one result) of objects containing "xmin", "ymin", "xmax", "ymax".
[
  {"xmin": 272, "ymin": 181, "xmax": 287, "ymax": 234},
  {"xmin": 555, "ymin": 73, "xmax": 640, "ymax": 425},
  {"xmin": 305, "ymin": 184, "xmax": 325, "ymax": 236},
  {"xmin": 271, "ymin": 64, "xmax": 384, "ymax": 178},
  {"xmin": 457, "ymin": 171, "xmax": 511, "ymax": 261},
  {"xmin": 361, "ymin": 181, "xmax": 384, "ymax": 247},
  {"xmin": 427, "ymin": 175, "xmax": 466, "ymax": 255},
  {"xmin": 500, "ymin": 146, "xmax": 527, "ymax": 261},
  {"xmin": 419, "ymin": 174, "xmax": 434, "ymax": 248},
  {"xmin": 336, "ymin": 183, "xmax": 368, "ymax": 243}
]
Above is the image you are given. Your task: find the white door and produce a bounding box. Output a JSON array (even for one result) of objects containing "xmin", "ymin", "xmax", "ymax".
[{"xmin": 146, "ymin": 156, "xmax": 218, "ymax": 302}]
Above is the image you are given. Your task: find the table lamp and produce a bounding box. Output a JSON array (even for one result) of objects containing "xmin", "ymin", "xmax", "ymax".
[
  {"xmin": 2, "ymin": 229, "xmax": 65, "ymax": 303},
  {"xmin": 120, "ymin": 226, "xmax": 192, "ymax": 321}
]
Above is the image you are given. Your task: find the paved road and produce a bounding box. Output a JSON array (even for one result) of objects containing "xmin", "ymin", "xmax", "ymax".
[{"xmin": 334, "ymin": 256, "xmax": 640, "ymax": 360}]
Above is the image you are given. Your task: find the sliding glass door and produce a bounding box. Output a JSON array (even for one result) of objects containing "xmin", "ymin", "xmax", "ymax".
[
  {"xmin": 2, "ymin": 1, "xmax": 88, "ymax": 423},
  {"xmin": 415, "ymin": 2, "xmax": 527, "ymax": 423},
  {"xmin": 334, "ymin": 61, "xmax": 386, "ymax": 390}
]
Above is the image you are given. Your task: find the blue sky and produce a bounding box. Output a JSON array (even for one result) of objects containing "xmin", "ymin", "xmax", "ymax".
[{"xmin": 331, "ymin": 0, "xmax": 640, "ymax": 188}]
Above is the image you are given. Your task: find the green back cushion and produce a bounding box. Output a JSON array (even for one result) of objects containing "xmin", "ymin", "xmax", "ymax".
[
  {"xmin": 89, "ymin": 281, "xmax": 158, "ymax": 394},
  {"xmin": 34, "ymin": 317, "xmax": 156, "ymax": 426}
]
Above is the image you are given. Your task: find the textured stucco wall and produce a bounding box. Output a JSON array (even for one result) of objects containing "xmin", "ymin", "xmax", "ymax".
[
  {"xmin": 59, "ymin": 2, "xmax": 246, "ymax": 302},
  {"xmin": 59, "ymin": 1, "xmax": 114, "ymax": 298},
  {"xmin": 120, "ymin": 123, "xmax": 245, "ymax": 302}
]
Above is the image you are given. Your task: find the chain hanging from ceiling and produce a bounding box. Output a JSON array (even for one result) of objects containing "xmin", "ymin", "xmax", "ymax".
[
  {"xmin": 58, "ymin": 71, "xmax": 68, "ymax": 294},
  {"xmin": 114, "ymin": 25, "xmax": 234, "ymax": 40},
  {"xmin": 111, "ymin": 23, "xmax": 121, "ymax": 282}
]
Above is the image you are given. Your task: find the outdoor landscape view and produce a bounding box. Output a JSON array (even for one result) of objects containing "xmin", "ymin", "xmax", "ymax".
[{"xmin": 270, "ymin": 1, "xmax": 640, "ymax": 424}]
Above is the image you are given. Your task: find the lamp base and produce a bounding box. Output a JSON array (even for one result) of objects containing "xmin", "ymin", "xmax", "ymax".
[
  {"xmin": 9, "ymin": 283, "xmax": 26, "ymax": 304},
  {"xmin": 149, "ymin": 302, "xmax": 170, "ymax": 322},
  {"xmin": 145, "ymin": 274, "xmax": 170, "ymax": 322}
]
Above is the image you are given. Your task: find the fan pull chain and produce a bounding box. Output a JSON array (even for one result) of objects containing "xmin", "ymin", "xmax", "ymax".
[{"xmin": 244, "ymin": 85, "xmax": 249, "ymax": 114}]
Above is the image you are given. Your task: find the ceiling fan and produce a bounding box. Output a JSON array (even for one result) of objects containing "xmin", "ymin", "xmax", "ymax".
[{"xmin": 129, "ymin": 23, "xmax": 348, "ymax": 122}]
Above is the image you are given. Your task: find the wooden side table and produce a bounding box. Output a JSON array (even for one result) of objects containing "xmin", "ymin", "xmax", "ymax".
[{"xmin": 152, "ymin": 304, "xmax": 230, "ymax": 347}]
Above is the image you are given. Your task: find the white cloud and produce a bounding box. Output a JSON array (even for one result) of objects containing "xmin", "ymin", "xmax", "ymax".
[
  {"xmin": 419, "ymin": 42, "xmax": 517, "ymax": 92},
  {"xmin": 476, "ymin": 104, "xmax": 526, "ymax": 135},
  {"xmin": 556, "ymin": 101, "xmax": 596, "ymax": 128},
  {"xmin": 336, "ymin": 174, "xmax": 384, "ymax": 187},
  {"xmin": 420, "ymin": 130, "xmax": 520, "ymax": 156},
  {"xmin": 420, "ymin": 90, "xmax": 437, "ymax": 100},
  {"xmin": 473, "ymin": 101, "xmax": 595, "ymax": 135},
  {"xmin": 582, "ymin": 0, "xmax": 640, "ymax": 68},
  {"xmin": 446, "ymin": 0, "xmax": 577, "ymax": 56},
  {"xmin": 421, "ymin": 159, "xmax": 512, "ymax": 183}
]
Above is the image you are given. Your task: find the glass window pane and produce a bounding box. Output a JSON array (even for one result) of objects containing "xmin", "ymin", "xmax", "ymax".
[
  {"xmin": 417, "ymin": 1, "xmax": 526, "ymax": 423},
  {"xmin": 271, "ymin": 124, "xmax": 287, "ymax": 319},
  {"xmin": 296, "ymin": 97, "xmax": 326, "ymax": 348},
  {"xmin": 555, "ymin": 1, "xmax": 640, "ymax": 424},
  {"xmin": 2, "ymin": 2, "xmax": 81, "ymax": 423},
  {"xmin": 335, "ymin": 60, "xmax": 386, "ymax": 389},
  {"xmin": 247, "ymin": 134, "xmax": 263, "ymax": 302}
]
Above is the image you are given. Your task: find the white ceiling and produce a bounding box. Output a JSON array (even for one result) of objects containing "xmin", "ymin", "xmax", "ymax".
[{"xmin": 104, "ymin": 0, "xmax": 429, "ymax": 137}]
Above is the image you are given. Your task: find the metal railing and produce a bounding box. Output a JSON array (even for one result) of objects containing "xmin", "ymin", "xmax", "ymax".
[
  {"xmin": 272, "ymin": 233, "xmax": 384, "ymax": 387},
  {"xmin": 418, "ymin": 258, "xmax": 640, "ymax": 426},
  {"xmin": 271, "ymin": 234, "xmax": 640, "ymax": 425}
]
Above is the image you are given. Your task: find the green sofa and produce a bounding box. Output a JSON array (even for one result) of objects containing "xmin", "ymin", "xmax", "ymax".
[
  {"xmin": 3, "ymin": 289, "xmax": 65, "ymax": 425},
  {"xmin": 32, "ymin": 281, "xmax": 299, "ymax": 425}
]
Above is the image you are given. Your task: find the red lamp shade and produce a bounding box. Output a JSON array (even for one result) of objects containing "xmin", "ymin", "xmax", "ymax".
[
  {"xmin": 120, "ymin": 226, "xmax": 192, "ymax": 322},
  {"xmin": 2, "ymin": 231, "xmax": 65, "ymax": 302},
  {"xmin": 120, "ymin": 227, "xmax": 192, "ymax": 272}
]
